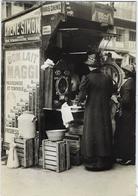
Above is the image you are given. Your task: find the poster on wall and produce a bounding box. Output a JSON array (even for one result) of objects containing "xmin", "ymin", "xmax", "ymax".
[{"xmin": 5, "ymin": 49, "xmax": 40, "ymax": 143}]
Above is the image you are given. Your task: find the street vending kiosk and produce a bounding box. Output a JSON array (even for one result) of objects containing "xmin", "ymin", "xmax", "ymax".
[{"xmin": 2, "ymin": 2, "xmax": 122, "ymax": 150}]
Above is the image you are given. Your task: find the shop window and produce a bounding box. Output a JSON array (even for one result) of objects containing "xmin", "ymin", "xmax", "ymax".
[
  {"xmin": 129, "ymin": 31, "xmax": 136, "ymax": 41},
  {"xmin": 24, "ymin": 4, "xmax": 34, "ymax": 9},
  {"xmin": 14, "ymin": 2, "xmax": 23, "ymax": 6},
  {"xmin": 116, "ymin": 28, "xmax": 125, "ymax": 42}
]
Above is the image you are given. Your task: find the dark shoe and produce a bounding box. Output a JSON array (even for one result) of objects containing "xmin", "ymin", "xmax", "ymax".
[
  {"xmin": 85, "ymin": 166, "xmax": 112, "ymax": 171},
  {"xmin": 84, "ymin": 156, "xmax": 113, "ymax": 171},
  {"xmin": 119, "ymin": 160, "xmax": 132, "ymax": 165},
  {"xmin": 115, "ymin": 158, "xmax": 123, "ymax": 163},
  {"xmin": 85, "ymin": 164, "xmax": 112, "ymax": 171}
]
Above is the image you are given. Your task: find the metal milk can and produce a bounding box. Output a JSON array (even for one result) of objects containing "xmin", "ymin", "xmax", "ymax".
[{"xmin": 18, "ymin": 111, "xmax": 36, "ymax": 139}]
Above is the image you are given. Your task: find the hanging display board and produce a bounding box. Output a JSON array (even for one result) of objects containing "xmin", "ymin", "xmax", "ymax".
[{"xmin": 4, "ymin": 49, "xmax": 40, "ymax": 143}]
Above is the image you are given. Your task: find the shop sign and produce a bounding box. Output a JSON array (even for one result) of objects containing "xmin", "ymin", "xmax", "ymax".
[
  {"xmin": 42, "ymin": 25, "xmax": 51, "ymax": 35},
  {"xmin": 4, "ymin": 49, "xmax": 40, "ymax": 143},
  {"xmin": 42, "ymin": 2, "xmax": 62, "ymax": 16},
  {"xmin": 92, "ymin": 4, "xmax": 114, "ymax": 25},
  {"xmin": 63, "ymin": 2, "xmax": 114, "ymax": 25},
  {"xmin": 65, "ymin": 2, "xmax": 91, "ymax": 20},
  {"xmin": 5, "ymin": 9, "xmax": 41, "ymax": 43}
]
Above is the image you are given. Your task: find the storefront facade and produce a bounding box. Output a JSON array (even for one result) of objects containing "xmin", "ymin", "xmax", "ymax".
[
  {"xmin": 2, "ymin": 2, "xmax": 121, "ymax": 151},
  {"xmin": 2, "ymin": 7, "xmax": 42, "ymax": 146}
]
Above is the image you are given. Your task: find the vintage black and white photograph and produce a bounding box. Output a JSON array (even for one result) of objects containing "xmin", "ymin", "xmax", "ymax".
[{"xmin": 0, "ymin": 1, "xmax": 137, "ymax": 196}]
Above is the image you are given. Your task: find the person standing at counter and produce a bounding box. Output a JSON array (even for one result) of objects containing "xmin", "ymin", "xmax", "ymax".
[
  {"xmin": 78, "ymin": 52, "xmax": 114, "ymax": 171},
  {"xmin": 114, "ymin": 64, "xmax": 136, "ymax": 165}
]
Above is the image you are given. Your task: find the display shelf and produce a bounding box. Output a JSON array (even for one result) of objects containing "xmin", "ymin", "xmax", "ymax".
[{"xmin": 42, "ymin": 107, "xmax": 84, "ymax": 113}]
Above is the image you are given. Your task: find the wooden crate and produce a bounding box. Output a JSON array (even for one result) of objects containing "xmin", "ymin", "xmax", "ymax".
[
  {"xmin": 69, "ymin": 123, "xmax": 84, "ymax": 136},
  {"xmin": 64, "ymin": 133, "xmax": 82, "ymax": 166},
  {"xmin": 42, "ymin": 139, "xmax": 70, "ymax": 172},
  {"xmin": 33, "ymin": 137, "xmax": 39, "ymax": 166},
  {"xmin": 14, "ymin": 138, "xmax": 34, "ymax": 168},
  {"xmin": 38, "ymin": 146, "xmax": 43, "ymax": 167}
]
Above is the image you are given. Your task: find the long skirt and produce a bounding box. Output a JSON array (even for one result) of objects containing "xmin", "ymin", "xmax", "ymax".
[{"xmin": 84, "ymin": 156, "xmax": 113, "ymax": 171}]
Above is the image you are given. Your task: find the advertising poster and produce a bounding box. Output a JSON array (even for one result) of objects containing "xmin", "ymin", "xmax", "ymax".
[{"xmin": 5, "ymin": 49, "xmax": 40, "ymax": 143}]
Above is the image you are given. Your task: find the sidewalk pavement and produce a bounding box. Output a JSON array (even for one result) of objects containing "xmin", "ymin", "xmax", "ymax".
[{"xmin": 1, "ymin": 164, "xmax": 136, "ymax": 196}]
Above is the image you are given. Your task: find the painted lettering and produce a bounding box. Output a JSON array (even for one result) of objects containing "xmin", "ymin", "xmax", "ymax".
[
  {"xmin": 26, "ymin": 19, "xmax": 32, "ymax": 34},
  {"xmin": 21, "ymin": 66, "xmax": 27, "ymax": 79},
  {"xmin": 7, "ymin": 65, "xmax": 38, "ymax": 79},
  {"xmin": 21, "ymin": 22, "xmax": 25, "ymax": 34},
  {"xmin": 7, "ymin": 66, "xmax": 14, "ymax": 78},
  {"xmin": 14, "ymin": 66, "xmax": 21, "ymax": 79},
  {"xmin": 5, "ymin": 17, "xmax": 40, "ymax": 36},
  {"xmin": 28, "ymin": 65, "xmax": 35, "ymax": 78},
  {"xmin": 10, "ymin": 86, "xmax": 24, "ymax": 91},
  {"xmin": 31, "ymin": 18, "xmax": 36, "ymax": 34}
]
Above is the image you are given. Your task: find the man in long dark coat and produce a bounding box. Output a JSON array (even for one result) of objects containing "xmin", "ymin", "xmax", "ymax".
[{"xmin": 78, "ymin": 52, "xmax": 113, "ymax": 171}]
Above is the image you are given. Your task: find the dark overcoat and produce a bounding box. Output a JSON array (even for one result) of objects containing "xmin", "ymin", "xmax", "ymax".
[
  {"xmin": 114, "ymin": 77, "xmax": 136, "ymax": 161},
  {"xmin": 78, "ymin": 69, "xmax": 113, "ymax": 160}
]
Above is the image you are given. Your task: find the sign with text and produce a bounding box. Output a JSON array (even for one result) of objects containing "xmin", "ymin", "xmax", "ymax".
[
  {"xmin": 5, "ymin": 8, "xmax": 41, "ymax": 43},
  {"xmin": 5, "ymin": 49, "xmax": 40, "ymax": 143},
  {"xmin": 92, "ymin": 4, "xmax": 114, "ymax": 25},
  {"xmin": 42, "ymin": 2, "xmax": 62, "ymax": 16},
  {"xmin": 64, "ymin": 2, "xmax": 114, "ymax": 25},
  {"xmin": 42, "ymin": 25, "xmax": 52, "ymax": 35}
]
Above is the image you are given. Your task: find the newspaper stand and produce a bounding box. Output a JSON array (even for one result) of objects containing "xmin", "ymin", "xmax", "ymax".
[{"xmin": 2, "ymin": 2, "xmax": 121, "ymax": 154}]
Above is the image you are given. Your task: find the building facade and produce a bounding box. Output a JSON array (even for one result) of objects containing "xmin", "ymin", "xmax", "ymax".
[
  {"xmin": 1, "ymin": 1, "xmax": 37, "ymax": 19},
  {"xmin": 2, "ymin": 1, "xmax": 136, "ymax": 67},
  {"xmin": 100, "ymin": 2, "xmax": 136, "ymax": 66}
]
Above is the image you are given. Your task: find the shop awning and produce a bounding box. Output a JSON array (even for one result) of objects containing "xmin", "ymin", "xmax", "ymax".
[
  {"xmin": 53, "ymin": 16, "xmax": 118, "ymax": 53},
  {"xmin": 129, "ymin": 53, "xmax": 136, "ymax": 58},
  {"xmin": 59, "ymin": 15, "xmax": 113, "ymax": 33},
  {"xmin": 111, "ymin": 51, "xmax": 123, "ymax": 59},
  {"xmin": 104, "ymin": 51, "xmax": 123, "ymax": 59}
]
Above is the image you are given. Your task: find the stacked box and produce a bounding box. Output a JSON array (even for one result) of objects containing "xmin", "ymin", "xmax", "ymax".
[
  {"xmin": 14, "ymin": 138, "xmax": 34, "ymax": 168},
  {"xmin": 69, "ymin": 123, "xmax": 84, "ymax": 136},
  {"xmin": 38, "ymin": 146, "xmax": 43, "ymax": 167},
  {"xmin": 42, "ymin": 140, "xmax": 70, "ymax": 172},
  {"xmin": 64, "ymin": 133, "xmax": 82, "ymax": 166},
  {"xmin": 33, "ymin": 137, "xmax": 39, "ymax": 166}
]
